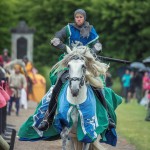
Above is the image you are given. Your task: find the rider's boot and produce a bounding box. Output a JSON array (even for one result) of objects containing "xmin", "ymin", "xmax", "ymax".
[
  {"xmin": 37, "ymin": 103, "xmax": 57, "ymax": 131},
  {"xmin": 38, "ymin": 70, "xmax": 68, "ymax": 131}
]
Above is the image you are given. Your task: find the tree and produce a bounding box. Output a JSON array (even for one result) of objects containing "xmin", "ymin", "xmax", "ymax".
[
  {"xmin": 1, "ymin": 0, "xmax": 149, "ymax": 67},
  {"xmin": 90, "ymin": 0, "xmax": 150, "ymax": 61},
  {"xmin": 0, "ymin": 0, "xmax": 15, "ymax": 54},
  {"xmin": 14, "ymin": 0, "xmax": 92, "ymax": 65}
]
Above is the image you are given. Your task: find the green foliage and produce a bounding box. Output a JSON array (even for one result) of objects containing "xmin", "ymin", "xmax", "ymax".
[
  {"xmin": 21, "ymin": 0, "xmax": 92, "ymax": 65},
  {"xmin": 0, "ymin": 0, "xmax": 150, "ymax": 68},
  {"xmin": 116, "ymin": 100, "xmax": 150, "ymax": 150},
  {"xmin": 0, "ymin": 0, "xmax": 15, "ymax": 54},
  {"xmin": 112, "ymin": 77, "xmax": 122, "ymax": 94},
  {"xmin": 90, "ymin": 0, "xmax": 150, "ymax": 62}
]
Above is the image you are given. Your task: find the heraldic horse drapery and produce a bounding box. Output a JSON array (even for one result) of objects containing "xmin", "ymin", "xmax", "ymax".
[
  {"xmin": 18, "ymin": 45, "xmax": 122, "ymax": 150},
  {"xmin": 52, "ymin": 45, "xmax": 109, "ymax": 150}
]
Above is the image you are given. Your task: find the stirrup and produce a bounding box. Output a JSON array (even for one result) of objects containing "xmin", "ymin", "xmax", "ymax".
[{"xmin": 38, "ymin": 120, "xmax": 50, "ymax": 131}]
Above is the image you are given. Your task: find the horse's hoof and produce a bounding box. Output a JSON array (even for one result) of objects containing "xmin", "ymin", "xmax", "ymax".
[{"xmin": 38, "ymin": 121, "xmax": 49, "ymax": 131}]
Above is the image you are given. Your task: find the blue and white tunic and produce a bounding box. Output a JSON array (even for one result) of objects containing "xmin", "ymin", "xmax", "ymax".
[
  {"xmin": 53, "ymin": 82, "xmax": 99, "ymax": 143},
  {"xmin": 66, "ymin": 24, "xmax": 99, "ymax": 48}
]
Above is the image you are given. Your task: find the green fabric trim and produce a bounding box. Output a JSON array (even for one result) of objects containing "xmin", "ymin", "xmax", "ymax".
[
  {"xmin": 66, "ymin": 24, "xmax": 71, "ymax": 37},
  {"xmin": 65, "ymin": 24, "xmax": 71, "ymax": 46}
]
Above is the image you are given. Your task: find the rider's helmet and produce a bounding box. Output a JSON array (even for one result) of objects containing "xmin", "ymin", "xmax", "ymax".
[{"xmin": 74, "ymin": 9, "xmax": 86, "ymax": 21}]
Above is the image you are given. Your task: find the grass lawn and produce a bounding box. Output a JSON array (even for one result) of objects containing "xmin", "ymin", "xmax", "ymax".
[
  {"xmin": 112, "ymin": 78, "xmax": 150, "ymax": 150},
  {"xmin": 116, "ymin": 99, "xmax": 150, "ymax": 150}
]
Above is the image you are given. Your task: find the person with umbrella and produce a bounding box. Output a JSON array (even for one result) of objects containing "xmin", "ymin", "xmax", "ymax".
[
  {"xmin": 130, "ymin": 62, "xmax": 146, "ymax": 103},
  {"xmin": 122, "ymin": 69, "xmax": 131, "ymax": 103}
]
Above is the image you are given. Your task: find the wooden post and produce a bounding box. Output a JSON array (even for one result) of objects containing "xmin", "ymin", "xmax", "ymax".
[{"xmin": 0, "ymin": 135, "xmax": 10, "ymax": 150}]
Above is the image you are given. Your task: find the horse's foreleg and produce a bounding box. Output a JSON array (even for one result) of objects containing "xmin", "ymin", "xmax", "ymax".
[
  {"xmin": 82, "ymin": 143, "xmax": 90, "ymax": 150},
  {"xmin": 66, "ymin": 137, "xmax": 75, "ymax": 150},
  {"xmin": 61, "ymin": 127, "xmax": 71, "ymax": 150},
  {"xmin": 91, "ymin": 135, "xmax": 106, "ymax": 150}
]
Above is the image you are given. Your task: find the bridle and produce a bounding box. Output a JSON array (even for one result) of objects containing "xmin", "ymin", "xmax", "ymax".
[{"xmin": 68, "ymin": 55, "xmax": 86, "ymax": 88}]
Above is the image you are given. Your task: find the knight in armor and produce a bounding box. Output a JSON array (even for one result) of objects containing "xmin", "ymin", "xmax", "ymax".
[
  {"xmin": 38, "ymin": 9, "xmax": 105, "ymax": 131},
  {"xmin": 18, "ymin": 9, "xmax": 122, "ymax": 146},
  {"xmin": 50, "ymin": 9, "xmax": 102, "ymax": 53}
]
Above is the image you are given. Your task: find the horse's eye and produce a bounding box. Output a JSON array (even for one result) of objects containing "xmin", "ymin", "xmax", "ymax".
[
  {"xmin": 82, "ymin": 65, "xmax": 86, "ymax": 73},
  {"xmin": 67, "ymin": 64, "xmax": 70, "ymax": 68},
  {"xmin": 82, "ymin": 64, "xmax": 86, "ymax": 69}
]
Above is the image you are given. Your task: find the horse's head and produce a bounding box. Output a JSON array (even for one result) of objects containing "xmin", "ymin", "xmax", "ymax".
[
  {"xmin": 68, "ymin": 56, "xmax": 86, "ymax": 97},
  {"xmin": 52, "ymin": 45, "xmax": 108, "ymax": 96}
]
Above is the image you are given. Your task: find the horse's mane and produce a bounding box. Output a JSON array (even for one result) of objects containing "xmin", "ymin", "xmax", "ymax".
[{"xmin": 51, "ymin": 46, "xmax": 109, "ymax": 88}]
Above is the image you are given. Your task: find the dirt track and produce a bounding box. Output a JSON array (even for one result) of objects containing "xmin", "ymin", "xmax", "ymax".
[{"xmin": 7, "ymin": 101, "xmax": 136, "ymax": 150}]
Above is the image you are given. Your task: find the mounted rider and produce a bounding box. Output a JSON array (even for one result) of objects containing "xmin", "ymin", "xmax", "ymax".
[
  {"xmin": 18, "ymin": 9, "xmax": 122, "ymax": 146},
  {"xmin": 38, "ymin": 9, "xmax": 103, "ymax": 131},
  {"xmin": 51, "ymin": 9, "xmax": 102, "ymax": 53},
  {"xmin": 39, "ymin": 9, "xmax": 102, "ymax": 130}
]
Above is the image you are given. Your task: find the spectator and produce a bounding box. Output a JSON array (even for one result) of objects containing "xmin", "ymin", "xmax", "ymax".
[
  {"xmin": 143, "ymin": 72, "xmax": 150, "ymax": 92},
  {"xmin": 0, "ymin": 56, "xmax": 5, "ymax": 79},
  {"xmin": 22, "ymin": 56, "xmax": 33, "ymax": 77},
  {"xmin": 2, "ymin": 49, "xmax": 10, "ymax": 65},
  {"xmin": 8, "ymin": 64, "xmax": 27, "ymax": 116},
  {"xmin": 0, "ymin": 55, "xmax": 8, "ymax": 135},
  {"xmin": 140, "ymin": 72, "xmax": 149, "ymax": 106},
  {"xmin": 128, "ymin": 71, "xmax": 136, "ymax": 101},
  {"xmin": 122, "ymin": 69, "xmax": 131, "ymax": 103},
  {"xmin": 38, "ymin": 8, "xmax": 103, "ymax": 131},
  {"xmin": 0, "ymin": 55, "xmax": 4, "ymax": 66},
  {"xmin": 22, "ymin": 56, "xmax": 35, "ymax": 99},
  {"xmin": 143, "ymin": 72, "xmax": 150, "ymax": 121},
  {"xmin": 134, "ymin": 71, "xmax": 143, "ymax": 103}
]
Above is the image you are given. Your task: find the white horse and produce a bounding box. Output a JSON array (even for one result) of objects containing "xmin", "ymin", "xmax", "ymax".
[{"xmin": 54, "ymin": 46, "xmax": 108, "ymax": 150}]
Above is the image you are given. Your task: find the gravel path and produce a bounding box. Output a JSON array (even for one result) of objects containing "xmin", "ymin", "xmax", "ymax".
[{"xmin": 7, "ymin": 101, "xmax": 136, "ymax": 150}]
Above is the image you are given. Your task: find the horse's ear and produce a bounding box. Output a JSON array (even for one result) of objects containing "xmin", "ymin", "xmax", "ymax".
[{"xmin": 66, "ymin": 46, "xmax": 72, "ymax": 54}]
